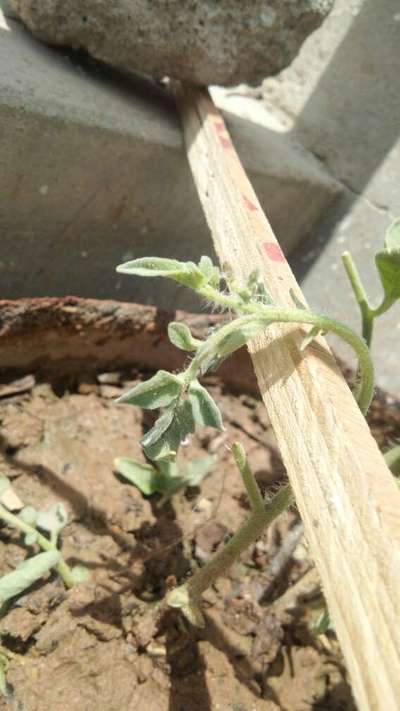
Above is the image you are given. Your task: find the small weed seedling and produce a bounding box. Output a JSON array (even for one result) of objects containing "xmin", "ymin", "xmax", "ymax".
[
  {"xmin": 114, "ymin": 454, "xmax": 216, "ymax": 507},
  {"xmin": 0, "ymin": 481, "xmax": 89, "ymax": 699},
  {"xmin": 0, "ymin": 475, "xmax": 88, "ymax": 612},
  {"xmin": 115, "ymin": 219, "xmax": 400, "ymax": 625},
  {"xmin": 0, "ymin": 221, "xmax": 398, "ymax": 636}
]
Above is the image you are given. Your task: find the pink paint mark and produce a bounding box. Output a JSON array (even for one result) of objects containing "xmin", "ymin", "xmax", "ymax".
[
  {"xmin": 213, "ymin": 120, "xmax": 233, "ymax": 149},
  {"xmin": 243, "ymin": 194, "xmax": 258, "ymax": 212},
  {"xmin": 214, "ymin": 121, "xmax": 226, "ymax": 134},
  {"xmin": 262, "ymin": 242, "xmax": 286, "ymax": 263},
  {"xmin": 218, "ymin": 135, "xmax": 233, "ymax": 149}
]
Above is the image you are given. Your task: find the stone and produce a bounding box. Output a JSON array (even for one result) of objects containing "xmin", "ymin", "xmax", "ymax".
[
  {"xmin": 0, "ymin": 3, "xmax": 341, "ymax": 308},
  {"xmin": 10, "ymin": 0, "xmax": 334, "ymax": 87}
]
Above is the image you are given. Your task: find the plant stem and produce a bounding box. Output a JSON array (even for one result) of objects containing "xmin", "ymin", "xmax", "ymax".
[
  {"xmin": 192, "ymin": 286, "xmax": 374, "ymax": 415},
  {"xmin": 341, "ymin": 251, "xmax": 395, "ymax": 349},
  {"xmin": 0, "ymin": 504, "xmax": 76, "ymax": 589},
  {"xmin": 370, "ymin": 293, "xmax": 396, "ymax": 319},
  {"xmin": 341, "ymin": 251, "xmax": 374, "ymax": 346},
  {"xmin": 167, "ymin": 484, "xmax": 293, "ymax": 626},
  {"xmin": 187, "ymin": 484, "xmax": 293, "ymax": 597},
  {"xmin": 232, "ymin": 442, "xmax": 264, "ymax": 513}
]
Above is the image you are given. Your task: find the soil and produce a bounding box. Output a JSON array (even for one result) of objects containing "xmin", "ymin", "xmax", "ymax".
[{"xmin": 0, "ymin": 368, "xmax": 398, "ymax": 711}]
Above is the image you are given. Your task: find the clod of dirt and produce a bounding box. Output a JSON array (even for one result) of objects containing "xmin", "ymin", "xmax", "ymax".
[
  {"xmin": 194, "ymin": 521, "xmax": 228, "ymax": 563},
  {"xmin": 1, "ymin": 607, "xmax": 43, "ymax": 643},
  {"xmin": 10, "ymin": 0, "xmax": 334, "ymax": 86}
]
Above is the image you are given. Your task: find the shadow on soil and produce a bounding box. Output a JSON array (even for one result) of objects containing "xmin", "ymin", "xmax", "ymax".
[{"xmin": 0, "ymin": 430, "xmax": 356, "ymax": 710}]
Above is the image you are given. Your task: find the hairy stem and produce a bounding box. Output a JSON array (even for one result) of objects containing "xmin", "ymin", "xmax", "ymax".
[
  {"xmin": 167, "ymin": 484, "xmax": 293, "ymax": 626},
  {"xmin": 232, "ymin": 442, "xmax": 265, "ymax": 513},
  {"xmin": 188, "ymin": 286, "xmax": 374, "ymax": 414},
  {"xmin": 0, "ymin": 504, "xmax": 76, "ymax": 589},
  {"xmin": 187, "ymin": 484, "xmax": 293, "ymax": 598}
]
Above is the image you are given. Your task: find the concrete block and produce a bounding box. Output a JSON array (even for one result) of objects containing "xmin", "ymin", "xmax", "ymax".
[
  {"xmin": 0, "ymin": 3, "xmax": 340, "ymax": 309},
  {"xmin": 261, "ymin": 0, "xmax": 400, "ymax": 216},
  {"xmin": 9, "ymin": 0, "xmax": 334, "ymax": 87}
]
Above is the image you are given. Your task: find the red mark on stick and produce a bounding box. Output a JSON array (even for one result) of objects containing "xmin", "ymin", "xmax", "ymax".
[
  {"xmin": 213, "ymin": 120, "xmax": 233, "ymax": 149},
  {"xmin": 219, "ymin": 136, "xmax": 233, "ymax": 149},
  {"xmin": 242, "ymin": 194, "xmax": 258, "ymax": 212},
  {"xmin": 262, "ymin": 242, "xmax": 286, "ymax": 263},
  {"xmin": 214, "ymin": 121, "xmax": 226, "ymax": 134}
]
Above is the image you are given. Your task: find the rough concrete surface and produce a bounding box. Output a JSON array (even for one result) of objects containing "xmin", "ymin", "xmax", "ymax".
[
  {"xmin": 9, "ymin": 0, "xmax": 334, "ymax": 87},
  {"xmin": 259, "ymin": 0, "xmax": 400, "ymax": 393},
  {"xmin": 0, "ymin": 3, "xmax": 340, "ymax": 308}
]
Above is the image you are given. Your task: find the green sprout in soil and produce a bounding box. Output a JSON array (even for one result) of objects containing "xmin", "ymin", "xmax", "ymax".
[
  {"xmin": 0, "ymin": 476, "xmax": 88, "ymax": 614},
  {"xmin": 114, "ymin": 454, "xmax": 216, "ymax": 507},
  {"xmin": 1, "ymin": 220, "xmax": 398, "ymax": 642},
  {"xmin": 114, "ymin": 219, "xmax": 400, "ymax": 625},
  {"xmin": 168, "ymin": 443, "xmax": 293, "ymax": 626}
]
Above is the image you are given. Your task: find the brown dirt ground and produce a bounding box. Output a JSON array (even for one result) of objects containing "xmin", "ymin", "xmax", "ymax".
[{"xmin": 0, "ymin": 369, "xmax": 398, "ymax": 711}]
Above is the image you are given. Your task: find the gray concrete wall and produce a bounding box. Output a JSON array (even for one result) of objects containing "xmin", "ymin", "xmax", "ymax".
[
  {"xmin": 2, "ymin": 0, "xmax": 397, "ymax": 392},
  {"xmin": 259, "ymin": 0, "xmax": 400, "ymax": 394},
  {"xmin": 0, "ymin": 2, "xmax": 340, "ymax": 309}
]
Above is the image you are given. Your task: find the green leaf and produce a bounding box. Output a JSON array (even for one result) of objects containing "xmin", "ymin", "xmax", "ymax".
[
  {"xmin": 375, "ymin": 219, "xmax": 400, "ymax": 301},
  {"xmin": 114, "ymin": 457, "xmax": 163, "ymax": 496},
  {"xmin": 19, "ymin": 505, "xmax": 38, "ymax": 526},
  {"xmin": 199, "ymin": 354, "xmax": 228, "ymax": 377},
  {"xmin": 313, "ymin": 608, "xmax": 331, "ymax": 635},
  {"xmin": 116, "ymin": 370, "xmax": 182, "ymax": 409},
  {"xmin": 300, "ymin": 325, "xmax": 321, "ymax": 352},
  {"xmin": 198, "ymin": 256, "xmax": 220, "ymax": 287},
  {"xmin": 36, "ymin": 503, "xmax": 68, "ymax": 537},
  {"xmin": 375, "ymin": 252, "xmax": 400, "ymax": 300},
  {"xmin": 157, "ymin": 479, "xmax": 186, "ymax": 502},
  {"xmin": 384, "ymin": 218, "xmax": 400, "ymax": 252},
  {"xmin": 155, "ymin": 460, "xmax": 189, "ymax": 503},
  {"xmin": 157, "ymin": 460, "xmax": 180, "ymax": 481},
  {"xmin": 154, "ymin": 461, "xmax": 186, "ymax": 501},
  {"xmin": 289, "ymin": 288, "xmax": 307, "ymax": 310},
  {"xmin": 168, "ymin": 322, "xmax": 201, "ymax": 352},
  {"xmin": 246, "ymin": 271, "xmax": 273, "ymax": 305},
  {"xmin": 184, "ymin": 456, "xmax": 216, "ymax": 487},
  {"xmin": 116, "ymin": 257, "xmax": 206, "ymax": 289},
  {"xmin": 140, "ymin": 408, "xmax": 175, "ymax": 447},
  {"xmin": 0, "ymin": 551, "xmax": 61, "ymax": 604},
  {"xmin": 216, "ymin": 321, "xmax": 266, "ymax": 358},
  {"xmin": 141, "ymin": 401, "xmax": 195, "ymax": 462},
  {"xmin": 188, "ymin": 381, "xmax": 223, "ymax": 430},
  {"xmin": 0, "ymin": 647, "xmax": 9, "ymax": 696},
  {"xmin": 24, "ymin": 532, "xmax": 38, "ymax": 546},
  {"xmin": 114, "ymin": 457, "xmax": 194, "ymax": 501}
]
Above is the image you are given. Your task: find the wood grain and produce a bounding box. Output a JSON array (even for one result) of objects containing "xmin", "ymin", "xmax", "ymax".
[{"xmin": 177, "ymin": 84, "xmax": 400, "ymax": 710}]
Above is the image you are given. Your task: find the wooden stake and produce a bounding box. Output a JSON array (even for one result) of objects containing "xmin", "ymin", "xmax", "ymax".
[{"xmin": 176, "ymin": 84, "xmax": 400, "ymax": 711}]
